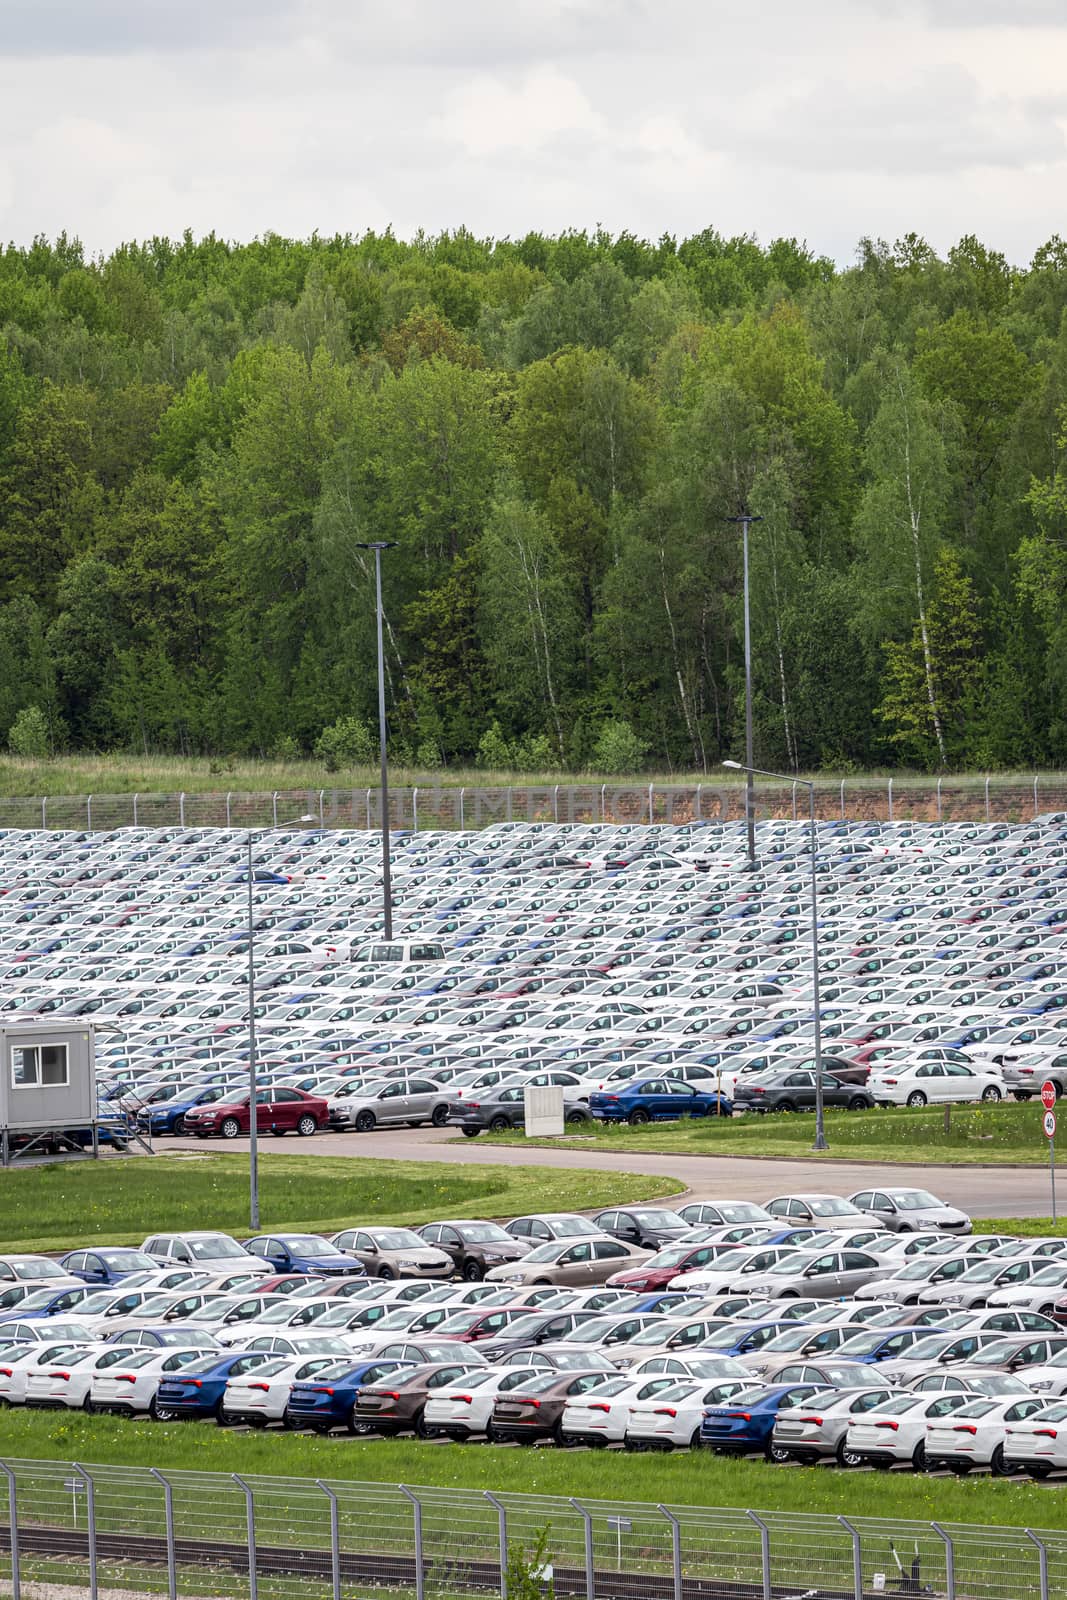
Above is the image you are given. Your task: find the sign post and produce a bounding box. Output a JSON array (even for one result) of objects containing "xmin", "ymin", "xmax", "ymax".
[{"xmin": 1042, "ymin": 1083, "xmax": 1058, "ymax": 1223}]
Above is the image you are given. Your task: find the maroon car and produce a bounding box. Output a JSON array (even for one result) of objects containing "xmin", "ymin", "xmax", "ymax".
[
  {"xmin": 490, "ymin": 1368, "xmax": 616, "ymax": 1443},
  {"xmin": 605, "ymin": 1240, "xmax": 745, "ymax": 1293},
  {"xmin": 183, "ymin": 1087, "xmax": 327, "ymax": 1139}
]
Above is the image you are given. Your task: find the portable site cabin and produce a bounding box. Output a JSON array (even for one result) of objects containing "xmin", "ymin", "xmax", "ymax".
[{"xmin": 0, "ymin": 1020, "xmax": 98, "ymax": 1166}]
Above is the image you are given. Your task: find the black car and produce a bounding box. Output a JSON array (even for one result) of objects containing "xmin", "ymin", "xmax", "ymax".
[
  {"xmin": 590, "ymin": 1207, "xmax": 692, "ymax": 1250},
  {"xmin": 416, "ymin": 1221, "xmax": 530, "ymax": 1281},
  {"xmin": 477, "ymin": 1310, "xmax": 605, "ymax": 1361},
  {"xmin": 732, "ymin": 1070, "xmax": 874, "ymax": 1114}
]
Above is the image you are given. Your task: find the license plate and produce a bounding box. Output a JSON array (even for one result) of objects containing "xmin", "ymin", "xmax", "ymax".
[{"xmin": 776, "ymin": 1423, "xmax": 802, "ymax": 1433}]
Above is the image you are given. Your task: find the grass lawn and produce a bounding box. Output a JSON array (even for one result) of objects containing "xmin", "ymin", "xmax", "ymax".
[
  {"xmin": 0, "ymin": 1408, "xmax": 1059, "ymax": 1529},
  {"xmin": 481, "ymin": 1100, "xmax": 1057, "ymax": 1166},
  {"xmin": 0, "ymin": 1153, "xmax": 680, "ymax": 1253}
]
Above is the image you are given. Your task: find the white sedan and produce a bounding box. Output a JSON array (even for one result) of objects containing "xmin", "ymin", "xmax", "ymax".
[
  {"xmin": 924, "ymin": 1395, "xmax": 1049, "ymax": 1476},
  {"xmin": 0, "ymin": 1341, "xmax": 90, "ymax": 1404},
  {"xmin": 625, "ymin": 1379, "xmax": 752, "ymax": 1450},
  {"xmin": 1011, "ymin": 1349, "xmax": 1067, "ymax": 1399},
  {"xmin": 221, "ymin": 1355, "xmax": 340, "ymax": 1425},
  {"xmin": 25, "ymin": 1344, "xmax": 141, "ymax": 1410},
  {"xmin": 559, "ymin": 1374, "xmax": 683, "ymax": 1446},
  {"xmin": 846, "ymin": 1391, "xmax": 975, "ymax": 1470},
  {"xmin": 90, "ymin": 1348, "xmax": 207, "ymax": 1416},
  {"xmin": 985, "ymin": 1264, "xmax": 1067, "ymax": 1315},
  {"xmin": 869, "ymin": 1061, "xmax": 1005, "ymax": 1108},
  {"xmin": 422, "ymin": 1366, "xmax": 544, "ymax": 1440},
  {"xmin": 1003, "ymin": 1401, "xmax": 1067, "ymax": 1477}
]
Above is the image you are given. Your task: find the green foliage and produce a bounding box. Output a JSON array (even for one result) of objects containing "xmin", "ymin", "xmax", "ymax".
[
  {"xmin": 7, "ymin": 704, "xmax": 52, "ymax": 758},
  {"xmin": 505, "ymin": 1529, "xmax": 555, "ymax": 1600},
  {"xmin": 0, "ymin": 224, "xmax": 1064, "ymax": 770},
  {"xmin": 313, "ymin": 716, "xmax": 375, "ymax": 772},
  {"xmin": 591, "ymin": 718, "xmax": 648, "ymax": 773}
]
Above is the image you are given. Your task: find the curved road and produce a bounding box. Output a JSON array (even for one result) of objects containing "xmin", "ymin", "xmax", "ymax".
[{"xmin": 170, "ymin": 1127, "xmax": 1057, "ymax": 1218}]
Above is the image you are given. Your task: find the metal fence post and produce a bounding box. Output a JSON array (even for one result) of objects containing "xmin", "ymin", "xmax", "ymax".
[
  {"xmin": 600, "ymin": 783, "xmax": 606, "ymax": 823},
  {"xmin": 985, "ymin": 774, "xmax": 991, "ymax": 822},
  {"xmin": 506, "ymin": 788, "xmax": 513, "ymax": 823},
  {"xmin": 413, "ymin": 788, "xmax": 419, "ymax": 832},
  {"xmin": 483, "ymin": 1490, "xmax": 508, "ymax": 1600},
  {"xmin": 695, "ymin": 783, "xmax": 702, "ymax": 821},
  {"xmin": 459, "ymin": 787, "xmax": 465, "ymax": 829},
  {"xmin": 648, "ymin": 783, "xmax": 654, "ymax": 823},
  {"xmin": 41, "ymin": 797, "xmax": 46, "ymax": 830},
  {"xmin": 745, "ymin": 1510, "xmax": 772, "ymax": 1600},
  {"xmin": 1034, "ymin": 774, "xmax": 1040, "ymax": 819},
  {"xmin": 568, "ymin": 1499, "xmax": 594, "ymax": 1600},
  {"xmin": 553, "ymin": 784, "xmax": 559, "ymax": 822},
  {"xmin": 86, "ymin": 794, "xmax": 92, "ymax": 830},
  {"xmin": 887, "ymin": 776, "xmax": 893, "ymax": 821},
  {"xmin": 837, "ymin": 1516, "xmax": 862, "ymax": 1600},
  {"xmin": 72, "ymin": 1464, "xmax": 97, "ymax": 1600},
  {"xmin": 937, "ymin": 775, "xmax": 943, "ymax": 822},
  {"xmin": 271, "ymin": 791, "xmax": 278, "ymax": 827},
  {"xmin": 1026, "ymin": 1530, "xmax": 1049, "ymax": 1600},
  {"xmin": 226, "ymin": 791, "xmax": 232, "ymax": 827},
  {"xmin": 0, "ymin": 1461, "xmax": 20, "ymax": 1600},
  {"xmin": 840, "ymin": 778, "xmax": 845, "ymax": 820},
  {"xmin": 149, "ymin": 1468, "xmax": 177, "ymax": 1600},
  {"xmin": 657, "ymin": 1506, "xmax": 682, "ymax": 1600},
  {"xmin": 232, "ymin": 1473, "xmax": 258, "ymax": 1600},
  {"xmin": 398, "ymin": 1486, "xmax": 425, "ymax": 1600},
  {"xmin": 791, "ymin": 781, "xmax": 798, "ymax": 821},
  {"xmin": 316, "ymin": 1481, "xmax": 342, "ymax": 1600},
  {"xmin": 179, "ymin": 791, "xmax": 186, "ymax": 828},
  {"xmin": 132, "ymin": 793, "xmax": 139, "ymax": 827},
  {"xmin": 318, "ymin": 789, "xmax": 325, "ymax": 827},
  {"xmin": 931, "ymin": 1521, "xmax": 955, "ymax": 1600},
  {"xmin": 366, "ymin": 789, "xmax": 372, "ymax": 828}
]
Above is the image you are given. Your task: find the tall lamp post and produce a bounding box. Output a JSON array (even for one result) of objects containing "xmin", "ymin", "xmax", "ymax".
[
  {"xmin": 354, "ymin": 541, "xmax": 398, "ymax": 941},
  {"xmin": 723, "ymin": 760, "xmax": 828, "ymax": 1152},
  {"xmin": 726, "ymin": 512, "xmax": 762, "ymax": 870},
  {"xmin": 245, "ymin": 813, "xmax": 316, "ymax": 1229}
]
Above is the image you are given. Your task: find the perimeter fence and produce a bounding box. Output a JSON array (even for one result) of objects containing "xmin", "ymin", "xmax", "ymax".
[
  {"xmin": 0, "ymin": 1457, "xmax": 1064, "ymax": 1600},
  {"xmin": 2, "ymin": 776, "xmax": 1067, "ymax": 833}
]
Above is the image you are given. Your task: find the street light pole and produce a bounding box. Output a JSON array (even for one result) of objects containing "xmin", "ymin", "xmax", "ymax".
[
  {"xmin": 723, "ymin": 759, "xmax": 827, "ymax": 1152},
  {"xmin": 355, "ymin": 541, "xmax": 398, "ymax": 942},
  {"xmin": 726, "ymin": 513, "xmax": 762, "ymax": 870}
]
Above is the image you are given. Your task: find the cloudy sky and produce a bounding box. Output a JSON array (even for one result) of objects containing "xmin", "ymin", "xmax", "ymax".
[{"xmin": 1, "ymin": 0, "xmax": 1064, "ymax": 264}]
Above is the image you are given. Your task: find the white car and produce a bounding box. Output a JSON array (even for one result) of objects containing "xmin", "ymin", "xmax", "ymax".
[
  {"xmin": 220, "ymin": 1355, "xmax": 341, "ymax": 1425},
  {"xmin": 24, "ymin": 1343, "xmax": 142, "ymax": 1410},
  {"xmin": 0, "ymin": 1341, "xmax": 90, "ymax": 1404},
  {"xmin": 984, "ymin": 1263, "xmax": 1067, "ymax": 1315},
  {"xmin": 558, "ymin": 1374, "xmax": 682, "ymax": 1446},
  {"xmin": 868, "ymin": 1060, "xmax": 1005, "ymax": 1107},
  {"xmin": 1003, "ymin": 1400, "xmax": 1067, "ymax": 1477},
  {"xmin": 141, "ymin": 1232, "xmax": 273, "ymax": 1273},
  {"xmin": 89, "ymin": 1348, "xmax": 208, "ymax": 1416},
  {"xmin": 624, "ymin": 1378, "xmax": 752, "ymax": 1450},
  {"xmin": 423, "ymin": 1366, "xmax": 544, "ymax": 1440},
  {"xmin": 672, "ymin": 1247, "xmax": 810, "ymax": 1297},
  {"xmin": 846, "ymin": 1391, "xmax": 975, "ymax": 1470},
  {"xmin": 770, "ymin": 1384, "xmax": 908, "ymax": 1466},
  {"xmin": 924, "ymin": 1394, "xmax": 1049, "ymax": 1476}
]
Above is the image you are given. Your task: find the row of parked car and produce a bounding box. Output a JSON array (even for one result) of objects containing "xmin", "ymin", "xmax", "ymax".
[
  {"xmin": 4, "ymin": 1190, "xmax": 1067, "ymax": 1475},
  {"xmin": 4, "ymin": 812, "xmax": 1067, "ymax": 1159}
]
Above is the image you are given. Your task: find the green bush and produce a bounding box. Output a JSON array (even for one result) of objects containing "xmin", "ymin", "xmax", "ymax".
[
  {"xmin": 478, "ymin": 720, "xmax": 513, "ymax": 770},
  {"xmin": 313, "ymin": 716, "xmax": 374, "ymax": 772},
  {"xmin": 592, "ymin": 718, "xmax": 648, "ymax": 774},
  {"xmin": 416, "ymin": 737, "xmax": 444, "ymax": 770},
  {"xmin": 8, "ymin": 706, "xmax": 52, "ymax": 759}
]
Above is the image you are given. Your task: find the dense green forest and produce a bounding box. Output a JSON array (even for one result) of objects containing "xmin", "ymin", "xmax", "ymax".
[{"xmin": 1, "ymin": 224, "xmax": 1066, "ymax": 775}]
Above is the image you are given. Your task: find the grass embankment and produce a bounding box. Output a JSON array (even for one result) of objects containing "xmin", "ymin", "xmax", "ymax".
[
  {"xmin": 486, "ymin": 1101, "xmax": 1056, "ymax": 1166},
  {"xmin": 0, "ymin": 1154, "xmax": 680, "ymax": 1254},
  {"xmin": 0, "ymin": 1409, "xmax": 1057, "ymax": 1527}
]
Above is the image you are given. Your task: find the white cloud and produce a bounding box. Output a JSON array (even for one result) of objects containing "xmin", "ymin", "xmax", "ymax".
[{"xmin": 438, "ymin": 68, "xmax": 606, "ymax": 156}]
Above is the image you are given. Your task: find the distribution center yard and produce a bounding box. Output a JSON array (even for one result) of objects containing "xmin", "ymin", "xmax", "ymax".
[{"xmin": 0, "ymin": 1154, "xmax": 680, "ymax": 1254}]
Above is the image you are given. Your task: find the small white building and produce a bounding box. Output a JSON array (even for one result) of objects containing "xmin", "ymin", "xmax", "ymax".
[{"xmin": 0, "ymin": 1020, "xmax": 98, "ymax": 1166}]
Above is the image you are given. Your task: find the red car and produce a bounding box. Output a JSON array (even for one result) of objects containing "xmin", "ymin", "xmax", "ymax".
[
  {"xmin": 183, "ymin": 1087, "xmax": 327, "ymax": 1140},
  {"xmin": 605, "ymin": 1240, "xmax": 745, "ymax": 1292},
  {"xmin": 431, "ymin": 1306, "xmax": 540, "ymax": 1344}
]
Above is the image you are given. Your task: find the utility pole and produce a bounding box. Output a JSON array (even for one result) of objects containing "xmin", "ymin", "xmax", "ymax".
[
  {"xmin": 727, "ymin": 512, "xmax": 762, "ymax": 869},
  {"xmin": 355, "ymin": 541, "xmax": 398, "ymax": 940}
]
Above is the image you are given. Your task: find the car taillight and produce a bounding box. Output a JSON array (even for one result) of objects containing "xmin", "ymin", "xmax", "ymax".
[
  {"xmin": 374, "ymin": 1390, "xmax": 400, "ymax": 1401},
  {"xmin": 51, "ymin": 1371, "xmax": 71, "ymax": 1381},
  {"xmin": 725, "ymin": 1412, "xmax": 751, "ymax": 1421},
  {"xmin": 875, "ymin": 1420, "xmax": 899, "ymax": 1430},
  {"xmin": 117, "ymin": 1374, "xmax": 137, "ymax": 1383},
  {"xmin": 954, "ymin": 1424, "xmax": 977, "ymax": 1434},
  {"xmin": 184, "ymin": 1379, "xmax": 202, "ymax": 1388},
  {"xmin": 883, "ymin": 1078, "xmax": 898, "ymax": 1085},
  {"xmin": 0, "ymin": 1369, "xmax": 12, "ymax": 1378},
  {"xmin": 795, "ymin": 1415, "xmax": 823, "ymax": 1426},
  {"xmin": 453, "ymin": 1394, "xmax": 473, "ymax": 1404},
  {"xmin": 654, "ymin": 1407, "xmax": 678, "ymax": 1417},
  {"xmin": 466, "ymin": 1102, "xmax": 481, "ymax": 1110},
  {"xmin": 588, "ymin": 1402, "xmax": 611, "ymax": 1413},
  {"xmin": 312, "ymin": 1386, "xmax": 335, "ymax": 1395},
  {"xmin": 248, "ymin": 1383, "xmax": 270, "ymax": 1392},
  {"xmin": 514, "ymin": 1397, "xmax": 540, "ymax": 1408},
  {"xmin": 1035, "ymin": 1427, "xmax": 1058, "ymax": 1438},
  {"xmin": 752, "ymin": 1088, "xmax": 765, "ymax": 1095}
]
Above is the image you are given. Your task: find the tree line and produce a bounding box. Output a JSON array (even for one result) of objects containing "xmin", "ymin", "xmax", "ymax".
[{"xmin": 1, "ymin": 224, "xmax": 1066, "ymax": 774}]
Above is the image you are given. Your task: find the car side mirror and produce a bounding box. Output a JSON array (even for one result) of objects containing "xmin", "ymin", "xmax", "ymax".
[{"xmin": 365, "ymin": 1244, "xmax": 379, "ymax": 1254}]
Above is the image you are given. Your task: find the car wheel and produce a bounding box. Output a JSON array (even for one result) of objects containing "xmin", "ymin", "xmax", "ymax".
[
  {"xmin": 836, "ymin": 1438, "xmax": 862, "ymax": 1469},
  {"xmin": 848, "ymin": 1096, "xmax": 870, "ymax": 1111},
  {"xmin": 354, "ymin": 1110, "xmax": 376, "ymax": 1133},
  {"xmin": 776, "ymin": 1100, "xmax": 796, "ymax": 1114},
  {"xmin": 171, "ymin": 1115, "xmax": 185, "ymax": 1135},
  {"xmin": 414, "ymin": 1408, "xmax": 435, "ymax": 1440},
  {"xmin": 486, "ymin": 1421, "xmax": 503, "ymax": 1443},
  {"xmin": 1025, "ymin": 1464, "xmax": 1052, "ymax": 1479},
  {"xmin": 981, "ymin": 1085, "xmax": 1002, "ymax": 1103},
  {"xmin": 377, "ymin": 1265, "xmax": 394, "ymax": 1281},
  {"xmin": 83, "ymin": 1396, "xmax": 96, "ymax": 1415},
  {"xmin": 154, "ymin": 1406, "xmax": 177, "ymax": 1423},
  {"xmin": 215, "ymin": 1405, "xmax": 232, "ymax": 1427},
  {"xmin": 272, "ymin": 1128, "xmax": 286, "ymax": 1137},
  {"xmin": 766, "ymin": 1440, "xmax": 791, "ymax": 1464},
  {"xmin": 565, "ymin": 1109, "xmax": 589, "ymax": 1125},
  {"xmin": 488, "ymin": 1115, "xmax": 511, "ymax": 1132},
  {"xmin": 689, "ymin": 1428, "xmax": 703, "ymax": 1450},
  {"xmin": 628, "ymin": 1109, "xmax": 650, "ymax": 1126},
  {"xmin": 911, "ymin": 1440, "xmax": 926, "ymax": 1471},
  {"xmin": 282, "ymin": 1408, "xmax": 299, "ymax": 1430},
  {"xmin": 430, "ymin": 1104, "xmax": 450, "ymax": 1127},
  {"xmin": 147, "ymin": 1395, "xmax": 160, "ymax": 1419},
  {"xmin": 462, "ymin": 1259, "xmax": 484, "ymax": 1281},
  {"xmin": 297, "ymin": 1114, "xmax": 318, "ymax": 1136},
  {"xmin": 1012, "ymin": 1092, "xmax": 1031, "ymax": 1102},
  {"xmin": 220, "ymin": 1117, "xmax": 242, "ymax": 1139},
  {"xmin": 906, "ymin": 1092, "xmax": 928, "ymax": 1109},
  {"xmin": 990, "ymin": 1444, "xmax": 1013, "ymax": 1477},
  {"xmin": 461, "ymin": 1127, "xmax": 481, "ymax": 1138}
]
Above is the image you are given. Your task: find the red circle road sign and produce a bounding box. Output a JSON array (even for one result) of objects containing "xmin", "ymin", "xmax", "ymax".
[
  {"xmin": 1042, "ymin": 1081, "xmax": 1058, "ymax": 1111},
  {"xmin": 1044, "ymin": 1110, "xmax": 1057, "ymax": 1140}
]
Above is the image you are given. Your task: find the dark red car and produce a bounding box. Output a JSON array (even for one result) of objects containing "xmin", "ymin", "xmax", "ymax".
[
  {"xmin": 183, "ymin": 1087, "xmax": 327, "ymax": 1139},
  {"xmin": 430, "ymin": 1306, "xmax": 539, "ymax": 1344},
  {"xmin": 605, "ymin": 1240, "xmax": 744, "ymax": 1292}
]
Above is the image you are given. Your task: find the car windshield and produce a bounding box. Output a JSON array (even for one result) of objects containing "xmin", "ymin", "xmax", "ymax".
[
  {"xmin": 903, "ymin": 1336, "xmax": 958, "ymax": 1360},
  {"xmin": 764, "ymin": 1254, "xmax": 818, "ymax": 1276},
  {"xmin": 836, "ymin": 1332, "xmax": 896, "ymax": 1357},
  {"xmin": 179, "ymin": 1355, "xmax": 228, "ymax": 1376},
  {"xmin": 278, "ymin": 1238, "xmax": 341, "ymax": 1257},
  {"xmin": 519, "ymin": 1243, "xmax": 569, "ymax": 1264},
  {"xmin": 958, "ymin": 1262, "xmax": 1007, "ymax": 1282},
  {"xmin": 760, "ymin": 1328, "xmax": 817, "ymax": 1353},
  {"xmin": 187, "ymin": 1238, "xmax": 246, "ymax": 1261},
  {"xmin": 456, "ymin": 1224, "xmax": 512, "ymax": 1244},
  {"xmin": 872, "ymin": 1396, "xmax": 924, "ymax": 1416},
  {"xmin": 15, "ymin": 1289, "xmax": 72, "ymax": 1311},
  {"xmin": 365, "ymin": 1230, "xmax": 424, "ymax": 1249},
  {"xmin": 547, "ymin": 1218, "xmax": 600, "ymax": 1237},
  {"xmin": 631, "ymin": 1211, "xmax": 685, "ymax": 1228},
  {"xmin": 12, "ymin": 1260, "xmax": 67, "ymax": 1280},
  {"xmin": 1028, "ymin": 1265, "xmax": 1067, "ymax": 1285},
  {"xmin": 717, "ymin": 1204, "xmax": 769, "ymax": 1222},
  {"xmin": 803, "ymin": 1198, "xmax": 857, "ymax": 1217},
  {"xmin": 889, "ymin": 1191, "xmax": 942, "ymax": 1211},
  {"xmin": 154, "ymin": 1329, "xmax": 218, "ymax": 1346}
]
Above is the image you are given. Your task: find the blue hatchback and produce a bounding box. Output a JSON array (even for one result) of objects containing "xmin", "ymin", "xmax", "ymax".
[
  {"xmin": 58, "ymin": 1247, "xmax": 158, "ymax": 1284},
  {"xmin": 285, "ymin": 1359, "xmax": 415, "ymax": 1432},
  {"xmin": 700, "ymin": 1383, "xmax": 823, "ymax": 1458},
  {"xmin": 140, "ymin": 1087, "xmax": 230, "ymax": 1136},
  {"xmin": 244, "ymin": 1235, "xmax": 367, "ymax": 1276},
  {"xmin": 154, "ymin": 1352, "xmax": 274, "ymax": 1421},
  {"xmin": 589, "ymin": 1079, "xmax": 732, "ymax": 1124}
]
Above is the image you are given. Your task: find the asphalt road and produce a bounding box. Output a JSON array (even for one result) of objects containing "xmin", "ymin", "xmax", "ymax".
[{"xmin": 169, "ymin": 1126, "xmax": 1058, "ymax": 1218}]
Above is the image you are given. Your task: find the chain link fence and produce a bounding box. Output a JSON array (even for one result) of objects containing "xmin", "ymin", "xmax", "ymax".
[
  {"xmin": 2, "ymin": 1457, "xmax": 1065, "ymax": 1600},
  {"xmin": 1, "ymin": 776, "xmax": 1066, "ymax": 834}
]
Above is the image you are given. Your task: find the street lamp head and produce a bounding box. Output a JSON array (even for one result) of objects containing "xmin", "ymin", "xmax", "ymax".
[
  {"xmin": 353, "ymin": 541, "xmax": 399, "ymax": 551},
  {"xmin": 722, "ymin": 760, "xmax": 744, "ymax": 771},
  {"xmin": 297, "ymin": 814, "xmax": 316, "ymax": 824}
]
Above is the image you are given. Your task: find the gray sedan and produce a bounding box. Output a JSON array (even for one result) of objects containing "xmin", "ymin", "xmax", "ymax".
[
  {"xmin": 754, "ymin": 1250, "xmax": 885, "ymax": 1300},
  {"xmin": 847, "ymin": 1188, "xmax": 972, "ymax": 1235},
  {"xmin": 771, "ymin": 1385, "xmax": 906, "ymax": 1465},
  {"xmin": 329, "ymin": 1078, "xmax": 454, "ymax": 1131}
]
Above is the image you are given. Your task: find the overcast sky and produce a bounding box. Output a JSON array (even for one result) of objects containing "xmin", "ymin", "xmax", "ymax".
[{"xmin": 1, "ymin": 0, "xmax": 1065, "ymax": 265}]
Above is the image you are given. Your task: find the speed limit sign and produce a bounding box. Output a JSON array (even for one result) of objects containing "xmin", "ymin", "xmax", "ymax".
[{"xmin": 1044, "ymin": 1110, "xmax": 1057, "ymax": 1140}]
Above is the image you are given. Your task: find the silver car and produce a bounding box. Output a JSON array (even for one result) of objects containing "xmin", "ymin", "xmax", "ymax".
[
  {"xmin": 755, "ymin": 1249, "xmax": 885, "ymax": 1300},
  {"xmin": 771, "ymin": 1385, "xmax": 906, "ymax": 1465},
  {"xmin": 329, "ymin": 1077, "xmax": 453, "ymax": 1131},
  {"xmin": 847, "ymin": 1188, "xmax": 972, "ymax": 1235}
]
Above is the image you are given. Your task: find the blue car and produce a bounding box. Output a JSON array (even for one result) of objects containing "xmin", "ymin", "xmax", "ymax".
[
  {"xmin": 244, "ymin": 1234, "xmax": 367, "ymax": 1276},
  {"xmin": 154, "ymin": 1351, "xmax": 275, "ymax": 1421},
  {"xmin": 589, "ymin": 1079, "xmax": 732, "ymax": 1124},
  {"xmin": 138, "ymin": 1087, "xmax": 227, "ymax": 1135},
  {"xmin": 58, "ymin": 1248, "xmax": 159, "ymax": 1284},
  {"xmin": 286, "ymin": 1359, "xmax": 415, "ymax": 1432},
  {"xmin": 700, "ymin": 1383, "xmax": 823, "ymax": 1458}
]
